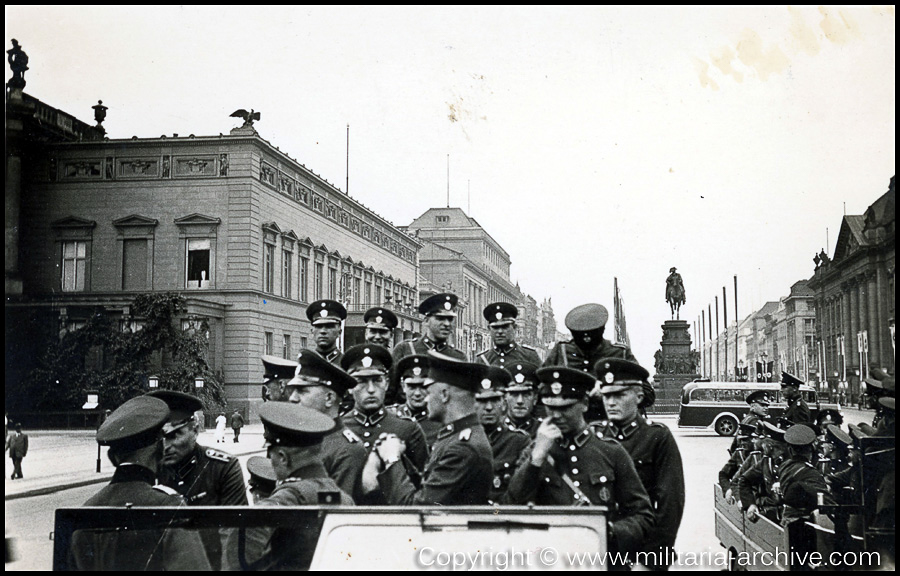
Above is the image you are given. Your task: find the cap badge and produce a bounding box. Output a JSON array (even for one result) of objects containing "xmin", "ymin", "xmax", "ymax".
[
  {"xmin": 375, "ymin": 316, "xmax": 383, "ymax": 324},
  {"xmin": 551, "ymin": 382, "xmax": 563, "ymax": 395},
  {"xmin": 412, "ymin": 367, "xmax": 422, "ymax": 376},
  {"xmin": 481, "ymin": 379, "xmax": 491, "ymax": 390},
  {"xmin": 362, "ymin": 356, "xmax": 373, "ymax": 368},
  {"xmin": 495, "ymin": 312, "xmax": 503, "ymax": 320},
  {"xmin": 319, "ymin": 310, "xmax": 328, "ymax": 318},
  {"xmin": 515, "ymin": 374, "xmax": 525, "ymax": 384},
  {"xmin": 444, "ymin": 301, "xmax": 452, "ymax": 310},
  {"xmin": 605, "ymin": 372, "xmax": 615, "ymax": 384}
]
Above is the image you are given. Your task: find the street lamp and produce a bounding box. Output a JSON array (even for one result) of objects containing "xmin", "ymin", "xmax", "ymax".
[
  {"xmin": 194, "ymin": 376, "xmax": 205, "ymax": 389},
  {"xmin": 148, "ymin": 375, "xmax": 159, "ymax": 389}
]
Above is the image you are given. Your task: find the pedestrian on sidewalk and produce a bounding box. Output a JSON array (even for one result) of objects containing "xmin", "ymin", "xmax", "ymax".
[
  {"xmin": 215, "ymin": 412, "xmax": 227, "ymax": 443},
  {"xmin": 8, "ymin": 424, "xmax": 29, "ymax": 480},
  {"xmin": 231, "ymin": 409, "xmax": 244, "ymax": 443}
]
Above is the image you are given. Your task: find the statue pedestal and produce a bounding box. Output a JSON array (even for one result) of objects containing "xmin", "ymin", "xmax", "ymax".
[{"xmin": 649, "ymin": 321, "xmax": 699, "ymax": 415}]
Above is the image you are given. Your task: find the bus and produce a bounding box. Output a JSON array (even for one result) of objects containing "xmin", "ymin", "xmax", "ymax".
[{"xmin": 677, "ymin": 380, "xmax": 840, "ymax": 436}]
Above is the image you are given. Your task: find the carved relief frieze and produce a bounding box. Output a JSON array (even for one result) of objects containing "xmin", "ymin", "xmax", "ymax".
[
  {"xmin": 117, "ymin": 158, "xmax": 160, "ymax": 178},
  {"xmin": 175, "ymin": 156, "xmax": 217, "ymax": 177},
  {"xmin": 63, "ymin": 160, "xmax": 102, "ymax": 179}
]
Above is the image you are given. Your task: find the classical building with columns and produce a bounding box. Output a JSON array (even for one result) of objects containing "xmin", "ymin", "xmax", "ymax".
[{"xmin": 809, "ymin": 176, "xmax": 895, "ymax": 399}]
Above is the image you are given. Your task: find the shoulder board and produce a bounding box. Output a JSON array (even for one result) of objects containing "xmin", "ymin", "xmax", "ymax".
[
  {"xmin": 512, "ymin": 427, "xmax": 530, "ymax": 437},
  {"xmin": 611, "ymin": 342, "xmax": 627, "ymax": 349},
  {"xmin": 396, "ymin": 412, "xmax": 416, "ymax": 423},
  {"xmin": 205, "ymin": 448, "xmax": 233, "ymax": 462},
  {"xmin": 152, "ymin": 484, "xmax": 180, "ymax": 496},
  {"xmin": 459, "ymin": 428, "xmax": 472, "ymax": 441},
  {"xmin": 521, "ymin": 344, "xmax": 536, "ymax": 351},
  {"xmin": 342, "ymin": 429, "xmax": 360, "ymax": 443},
  {"xmin": 647, "ymin": 420, "xmax": 667, "ymax": 428},
  {"xmin": 476, "ymin": 349, "xmax": 488, "ymax": 357},
  {"xmin": 597, "ymin": 435, "xmax": 619, "ymax": 443}
]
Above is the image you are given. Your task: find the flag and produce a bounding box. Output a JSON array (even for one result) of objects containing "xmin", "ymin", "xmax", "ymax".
[{"xmin": 613, "ymin": 278, "xmax": 630, "ymax": 347}]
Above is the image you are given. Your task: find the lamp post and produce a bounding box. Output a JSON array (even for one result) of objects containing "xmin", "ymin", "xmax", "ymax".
[
  {"xmin": 194, "ymin": 376, "xmax": 205, "ymax": 390},
  {"xmin": 148, "ymin": 375, "xmax": 159, "ymax": 389}
]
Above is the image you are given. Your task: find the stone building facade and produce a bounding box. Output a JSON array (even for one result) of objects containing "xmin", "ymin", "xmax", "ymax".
[{"xmin": 809, "ymin": 177, "xmax": 895, "ymax": 400}]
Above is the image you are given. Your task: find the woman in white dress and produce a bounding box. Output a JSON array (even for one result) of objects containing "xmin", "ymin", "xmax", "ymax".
[{"xmin": 214, "ymin": 412, "xmax": 227, "ymax": 443}]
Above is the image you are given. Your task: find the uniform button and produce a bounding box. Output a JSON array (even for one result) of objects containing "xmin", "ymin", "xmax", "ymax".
[
  {"xmin": 364, "ymin": 432, "xmax": 371, "ymax": 437},
  {"xmin": 600, "ymin": 476, "xmax": 607, "ymax": 483},
  {"xmin": 573, "ymin": 481, "xmax": 580, "ymax": 487},
  {"xmin": 178, "ymin": 481, "xmax": 184, "ymax": 486},
  {"xmin": 364, "ymin": 442, "xmax": 370, "ymax": 448},
  {"xmin": 545, "ymin": 477, "xmax": 551, "ymax": 483},
  {"xmin": 503, "ymin": 462, "xmax": 510, "ymax": 468},
  {"xmin": 569, "ymin": 445, "xmax": 576, "ymax": 451},
  {"xmin": 571, "ymin": 456, "xmax": 578, "ymax": 463},
  {"xmin": 618, "ymin": 435, "xmax": 624, "ymax": 440},
  {"xmin": 572, "ymin": 468, "xmax": 579, "ymax": 475}
]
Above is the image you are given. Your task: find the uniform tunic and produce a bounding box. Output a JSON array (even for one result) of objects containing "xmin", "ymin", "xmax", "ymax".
[
  {"xmin": 389, "ymin": 337, "xmax": 467, "ymax": 405},
  {"xmin": 594, "ymin": 417, "xmax": 685, "ymax": 568},
  {"xmin": 484, "ymin": 423, "xmax": 532, "ymax": 503},
  {"xmin": 158, "ymin": 443, "xmax": 248, "ymax": 568},
  {"xmin": 542, "ymin": 338, "xmax": 635, "ymax": 372},
  {"xmin": 503, "ymin": 415, "xmax": 543, "ymax": 438},
  {"xmin": 316, "ymin": 346, "xmax": 343, "ymax": 366},
  {"xmin": 223, "ymin": 462, "xmax": 353, "ymax": 571},
  {"xmin": 387, "ymin": 403, "xmax": 442, "ymax": 447},
  {"xmin": 476, "ymin": 342, "xmax": 541, "ymax": 368},
  {"xmin": 320, "ymin": 424, "xmax": 367, "ymax": 502},
  {"xmin": 378, "ymin": 413, "xmax": 493, "ymax": 506},
  {"xmin": 70, "ymin": 465, "xmax": 211, "ymax": 571},
  {"xmin": 506, "ymin": 428, "xmax": 654, "ymax": 556},
  {"xmin": 783, "ymin": 397, "xmax": 812, "ymax": 426},
  {"xmin": 342, "ymin": 407, "xmax": 429, "ymax": 499}
]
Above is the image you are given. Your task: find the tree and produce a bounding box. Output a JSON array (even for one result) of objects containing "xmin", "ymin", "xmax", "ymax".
[{"xmin": 13, "ymin": 293, "xmax": 225, "ymax": 414}]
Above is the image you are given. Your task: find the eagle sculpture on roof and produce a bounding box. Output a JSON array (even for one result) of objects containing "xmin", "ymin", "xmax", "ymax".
[{"xmin": 230, "ymin": 109, "xmax": 261, "ymax": 128}]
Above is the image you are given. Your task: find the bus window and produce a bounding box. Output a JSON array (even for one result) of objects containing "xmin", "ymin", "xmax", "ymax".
[
  {"xmin": 716, "ymin": 390, "xmax": 732, "ymax": 402},
  {"xmin": 691, "ymin": 389, "xmax": 714, "ymax": 402}
]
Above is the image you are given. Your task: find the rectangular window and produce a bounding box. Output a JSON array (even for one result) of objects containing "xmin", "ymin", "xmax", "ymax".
[
  {"xmin": 365, "ymin": 281, "xmax": 372, "ymax": 306},
  {"xmin": 186, "ymin": 238, "xmax": 210, "ymax": 289},
  {"xmin": 263, "ymin": 244, "xmax": 275, "ymax": 293},
  {"xmin": 328, "ymin": 268, "xmax": 337, "ymax": 299},
  {"xmin": 283, "ymin": 334, "xmax": 291, "ymax": 359},
  {"xmin": 282, "ymin": 249, "xmax": 292, "ymax": 297},
  {"xmin": 375, "ymin": 285, "xmax": 382, "ymax": 306},
  {"xmin": 299, "ymin": 257, "xmax": 309, "ymax": 302},
  {"xmin": 265, "ymin": 332, "xmax": 273, "ymax": 356},
  {"xmin": 62, "ymin": 241, "xmax": 87, "ymax": 292},
  {"xmin": 299, "ymin": 336, "xmax": 308, "ymax": 349},
  {"xmin": 353, "ymin": 278, "xmax": 361, "ymax": 306},
  {"xmin": 315, "ymin": 263, "xmax": 324, "ymax": 300},
  {"xmin": 122, "ymin": 238, "xmax": 148, "ymax": 291}
]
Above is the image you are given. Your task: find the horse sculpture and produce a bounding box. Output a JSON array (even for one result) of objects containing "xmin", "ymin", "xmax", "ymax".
[{"xmin": 666, "ymin": 268, "xmax": 686, "ymax": 320}]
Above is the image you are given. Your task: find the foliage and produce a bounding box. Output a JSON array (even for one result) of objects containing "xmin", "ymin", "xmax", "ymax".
[{"xmin": 17, "ymin": 292, "xmax": 225, "ymax": 413}]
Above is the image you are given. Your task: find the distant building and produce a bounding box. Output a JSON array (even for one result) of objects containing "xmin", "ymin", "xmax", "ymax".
[
  {"xmin": 809, "ymin": 176, "xmax": 895, "ymax": 400},
  {"xmin": 7, "ymin": 84, "xmax": 420, "ymax": 420},
  {"xmin": 403, "ymin": 207, "xmax": 548, "ymax": 358}
]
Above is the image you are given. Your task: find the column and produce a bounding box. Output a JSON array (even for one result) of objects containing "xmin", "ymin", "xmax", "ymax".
[
  {"xmin": 867, "ymin": 272, "xmax": 880, "ymax": 367},
  {"xmin": 875, "ymin": 266, "xmax": 889, "ymax": 369},
  {"xmin": 849, "ymin": 280, "xmax": 860, "ymax": 394},
  {"xmin": 842, "ymin": 286, "xmax": 852, "ymax": 381}
]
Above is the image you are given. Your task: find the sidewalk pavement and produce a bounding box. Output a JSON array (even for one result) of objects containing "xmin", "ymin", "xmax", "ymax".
[{"xmin": 4, "ymin": 424, "xmax": 267, "ymax": 501}]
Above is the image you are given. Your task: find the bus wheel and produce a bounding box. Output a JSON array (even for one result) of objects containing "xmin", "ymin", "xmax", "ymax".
[{"xmin": 715, "ymin": 416, "xmax": 738, "ymax": 437}]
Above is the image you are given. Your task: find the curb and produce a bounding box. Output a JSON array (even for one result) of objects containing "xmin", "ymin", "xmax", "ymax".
[{"xmin": 5, "ymin": 474, "xmax": 112, "ymax": 501}]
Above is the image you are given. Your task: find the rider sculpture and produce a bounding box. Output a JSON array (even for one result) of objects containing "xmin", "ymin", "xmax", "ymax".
[{"xmin": 666, "ymin": 267, "xmax": 686, "ymax": 320}]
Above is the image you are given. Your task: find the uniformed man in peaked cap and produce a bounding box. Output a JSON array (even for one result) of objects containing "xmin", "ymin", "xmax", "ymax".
[
  {"xmin": 306, "ymin": 299, "xmax": 348, "ymax": 365},
  {"xmin": 502, "ymin": 362, "xmax": 544, "ymax": 437},
  {"xmin": 224, "ymin": 402, "xmax": 353, "ymax": 571},
  {"xmin": 387, "ymin": 354, "xmax": 443, "ymax": 447},
  {"xmin": 779, "ymin": 424, "xmax": 837, "ymax": 570},
  {"xmin": 593, "ymin": 358, "xmax": 684, "ymax": 570},
  {"xmin": 719, "ymin": 422, "xmax": 756, "ymax": 493},
  {"xmin": 780, "ymin": 371, "xmax": 812, "ymax": 426},
  {"xmin": 341, "ymin": 344, "xmax": 429, "ymax": 501},
  {"xmin": 476, "ymin": 302, "xmax": 541, "ymax": 368},
  {"xmin": 474, "ymin": 365, "xmax": 531, "ymax": 503},
  {"xmin": 261, "ymin": 354, "xmax": 299, "ymax": 402},
  {"xmin": 729, "ymin": 390, "xmax": 771, "ymax": 454},
  {"xmin": 543, "ymin": 303, "xmax": 649, "ymax": 422},
  {"xmin": 368, "ymin": 351, "xmax": 493, "ymax": 505},
  {"xmin": 71, "ymin": 396, "xmax": 211, "ymax": 571},
  {"xmin": 739, "ymin": 421, "xmax": 788, "ymax": 523},
  {"xmin": 283, "ymin": 349, "xmax": 367, "ymax": 501},
  {"xmin": 150, "ymin": 389, "xmax": 248, "ymax": 569},
  {"xmin": 507, "ymin": 365, "xmax": 654, "ymax": 559},
  {"xmin": 246, "ymin": 455, "xmax": 277, "ymax": 503},
  {"xmin": 363, "ymin": 307, "xmax": 398, "ymax": 349}
]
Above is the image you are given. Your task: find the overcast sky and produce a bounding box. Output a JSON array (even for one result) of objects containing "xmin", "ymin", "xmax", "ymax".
[{"xmin": 6, "ymin": 6, "xmax": 895, "ymax": 369}]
